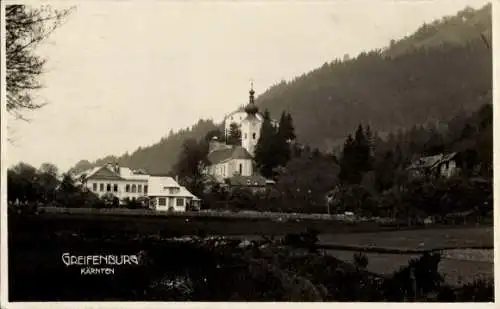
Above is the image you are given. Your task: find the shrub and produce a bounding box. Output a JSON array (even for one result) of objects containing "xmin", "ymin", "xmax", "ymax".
[{"xmin": 353, "ymin": 252, "xmax": 369, "ymax": 269}]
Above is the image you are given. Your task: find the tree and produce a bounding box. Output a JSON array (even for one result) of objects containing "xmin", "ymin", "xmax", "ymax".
[
  {"xmin": 353, "ymin": 124, "xmax": 373, "ymax": 173},
  {"xmin": 204, "ymin": 128, "xmax": 225, "ymax": 143},
  {"xmin": 274, "ymin": 112, "xmax": 293, "ymax": 167},
  {"xmin": 254, "ymin": 109, "xmax": 278, "ymax": 178},
  {"xmin": 173, "ymin": 138, "xmax": 209, "ymax": 196},
  {"xmin": 6, "ymin": 5, "xmax": 74, "ymax": 120},
  {"xmin": 37, "ymin": 162, "xmax": 59, "ymax": 203},
  {"xmin": 226, "ymin": 122, "xmax": 242, "ymax": 146},
  {"xmin": 8, "ymin": 162, "xmax": 39, "ymax": 202},
  {"xmin": 339, "ymin": 125, "xmax": 373, "ymax": 185},
  {"xmin": 339, "ymin": 134, "xmax": 356, "ymax": 184}
]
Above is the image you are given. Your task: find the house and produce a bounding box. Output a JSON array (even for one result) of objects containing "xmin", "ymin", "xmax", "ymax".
[
  {"xmin": 406, "ymin": 152, "xmax": 461, "ymax": 179},
  {"xmin": 75, "ymin": 163, "xmax": 149, "ymax": 201},
  {"xmin": 147, "ymin": 176, "xmax": 201, "ymax": 212},
  {"xmin": 75, "ymin": 163, "xmax": 200, "ymax": 211}
]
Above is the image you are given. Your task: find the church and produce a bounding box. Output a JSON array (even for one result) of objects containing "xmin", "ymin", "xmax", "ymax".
[{"xmin": 205, "ymin": 84, "xmax": 276, "ymax": 188}]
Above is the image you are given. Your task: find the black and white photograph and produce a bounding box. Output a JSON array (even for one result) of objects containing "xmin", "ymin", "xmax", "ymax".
[{"xmin": 1, "ymin": 0, "xmax": 496, "ymax": 304}]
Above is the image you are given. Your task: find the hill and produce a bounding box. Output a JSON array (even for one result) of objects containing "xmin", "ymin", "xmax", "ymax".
[
  {"xmin": 257, "ymin": 4, "xmax": 491, "ymax": 151},
  {"xmin": 70, "ymin": 4, "xmax": 491, "ymax": 174},
  {"xmin": 70, "ymin": 119, "xmax": 221, "ymax": 175}
]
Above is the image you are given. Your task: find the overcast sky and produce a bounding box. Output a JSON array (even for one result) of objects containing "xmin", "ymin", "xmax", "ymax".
[{"xmin": 5, "ymin": 0, "xmax": 490, "ymax": 172}]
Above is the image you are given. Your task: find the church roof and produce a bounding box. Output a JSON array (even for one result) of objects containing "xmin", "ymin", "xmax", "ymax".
[{"xmin": 207, "ymin": 145, "xmax": 253, "ymax": 165}]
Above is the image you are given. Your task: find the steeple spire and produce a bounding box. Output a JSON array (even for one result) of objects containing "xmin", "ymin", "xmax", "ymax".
[
  {"xmin": 249, "ymin": 79, "xmax": 255, "ymax": 104},
  {"xmin": 245, "ymin": 79, "xmax": 258, "ymax": 115}
]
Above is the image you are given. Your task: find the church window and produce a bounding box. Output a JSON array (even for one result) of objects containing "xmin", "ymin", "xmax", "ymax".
[
  {"xmin": 126, "ymin": 184, "xmax": 130, "ymax": 192},
  {"xmin": 239, "ymin": 164, "xmax": 242, "ymax": 175},
  {"xmin": 252, "ymin": 133, "xmax": 256, "ymax": 140}
]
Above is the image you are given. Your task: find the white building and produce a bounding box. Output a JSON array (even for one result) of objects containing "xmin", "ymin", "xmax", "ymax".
[
  {"xmin": 75, "ymin": 163, "xmax": 200, "ymax": 210},
  {"xmin": 147, "ymin": 176, "xmax": 201, "ymax": 212},
  {"xmin": 205, "ymin": 138, "xmax": 254, "ymax": 183},
  {"xmin": 75, "ymin": 163, "xmax": 149, "ymax": 200}
]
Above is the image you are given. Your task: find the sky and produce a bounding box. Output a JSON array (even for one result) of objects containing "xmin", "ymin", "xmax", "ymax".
[{"xmin": 4, "ymin": 0, "xmax": 490, "ymax": 172}]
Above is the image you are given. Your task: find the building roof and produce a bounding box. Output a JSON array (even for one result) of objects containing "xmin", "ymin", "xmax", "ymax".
[
  {"xmin": 147, "ymin": 176, "xmax": 200, "ymax": 200},
  {"xmin": 75, "ymin": 165, "xmax": 149, "ymax": 182},
  {"xmin": 207, "ymin": 145, "xmax": 253, "ymax": 165},
  {"xmin": 407, "ymin": 152, "xmax": 458, "ymax": 170},
  {"xmin": 228, "ymin": 175, "xmax": 275, "ymax": 187}
]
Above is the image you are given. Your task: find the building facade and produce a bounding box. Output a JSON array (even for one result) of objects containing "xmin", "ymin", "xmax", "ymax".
[
  {"xmin": 75, "ymin": 163, "xmax": 199, "ymax": 210},
  {"xmin": 76, "ymin": 163, "xmax": 149, "ymax": 200},
  {"xmin": 206, "ymin": 139, "xmax": 254, "ymax": 183}
]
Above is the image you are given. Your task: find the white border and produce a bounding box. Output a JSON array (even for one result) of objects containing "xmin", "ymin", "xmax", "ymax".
[{"xmin": 1, "ymin": 0, "xmax": 498, "ymax": 308}]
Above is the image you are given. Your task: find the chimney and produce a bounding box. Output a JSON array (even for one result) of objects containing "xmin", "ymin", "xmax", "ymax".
[
  {"xmin": 114, "ymin": 163, "xmax": 119, "ymax": 174},
  {"xmin": 175, "ymin": 175, "xmax": 179, "ymax": 183},
  {"xmin": 106, "ymin": 162, "xmax": 113, "ymax": 171}
]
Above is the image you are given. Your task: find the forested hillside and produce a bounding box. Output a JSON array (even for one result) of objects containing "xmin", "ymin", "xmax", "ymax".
[
  {"xmin": 70, "ymin": 4, "xmax": 491, "ymax": 175},
  {"xmin": 257, "ymin": 4, "xmax": 491, "ymax": 151}
]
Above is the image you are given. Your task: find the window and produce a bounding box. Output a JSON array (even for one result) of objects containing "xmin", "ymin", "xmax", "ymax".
[
  {"xmin": 132, "ymin": 184, "xmax": 137, "ymax": 193},
  {"xmin": 106, "ymin": 184, "xmax": 111, "ymax": 192},
  {"xmin": 144, "ymin": 185, "xmax": 148, "ymax": 194},
  {"xmin": 158, "ymin": 198, "xmax": 166, "ymax": 206},
  {"xmin": 169, "ymin": 187, "xmax": 180, "ymax": 194},
  {"xmin": 176, "ymin": 198, "xmax": 184, "ymax": 207},
  {"xmin": 113, "ymin": 184, "xmax": 118, "ymax": 192},
  {"xmin": 92, "ymin": 183, "xmax": 97, "ymax": 191},
  {"xmin": 100, "ymin": 183, "xmax": 104, "ymax": 192},
  {"xmin": 138, "ymin": 185, "xmax": 142, "ymax": 193},
  {"xmin": 126, "ymin": 184, "xmax": 130, "ymax": 192},
  {"xmin": 239, "ymin": 164, "xmax": 242, "ymax": 175},
  {"xmin": 252, "ymin": 133, "xmax": 256, "ymax": 140}
]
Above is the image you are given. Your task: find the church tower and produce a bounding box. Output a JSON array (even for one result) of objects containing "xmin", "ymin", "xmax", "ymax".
[{"xmin": 241, "ymin": 82, "xmax": 263, "ymax": 157}]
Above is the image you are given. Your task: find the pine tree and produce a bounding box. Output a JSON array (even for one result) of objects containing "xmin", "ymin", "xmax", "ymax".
[
  {"xmin": 254, "ymin": 109, "xmax": 278, "ymax": 178},
  {"xmin": 339, "ymin": 134, "xmax": 355, "ymax": 184},
  {"xmin": 283, "ymin": 112, "xmax": 296, "ymax": 142},
  {"xmin": 353, "ymin": 124, "xmax": 373, "ymax": 173},
  {"xmin": 274, "ymin": 112, "xmax": 292, "ymax": 167}
]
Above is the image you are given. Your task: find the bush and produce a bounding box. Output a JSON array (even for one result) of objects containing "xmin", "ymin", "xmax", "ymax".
[{"xmin": 353, "ymin": 252, "xmax": 369, "ymax": 269}]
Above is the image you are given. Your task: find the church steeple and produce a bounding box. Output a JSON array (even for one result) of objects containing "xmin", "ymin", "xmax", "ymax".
[{"xmin": 244, "ymin": 80, "xmax": 258, "ymax": 115}]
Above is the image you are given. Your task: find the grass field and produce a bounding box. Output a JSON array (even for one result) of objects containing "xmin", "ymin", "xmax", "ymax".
[
  {"xmin": 319, "ymin": 227, "xmax": 493, "ymax": 250},
  {"xmin": 320, "ymin": 228, "xmax": 494, "ymax": 286}
]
